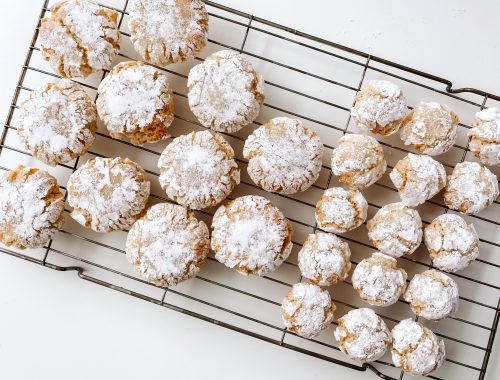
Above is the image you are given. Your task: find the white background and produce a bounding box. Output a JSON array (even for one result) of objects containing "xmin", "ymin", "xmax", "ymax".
[{"xmin": 0, "ymin": 1, "xmax": 499, "ymax": 379}]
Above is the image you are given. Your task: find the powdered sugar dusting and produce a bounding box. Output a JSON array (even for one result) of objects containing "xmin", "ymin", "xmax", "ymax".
[
  {"xmin": 126, "ymin": 203, "xmax": 209, "ymax": 287},
  {"xmin": 389, "ymin": 153, "xmax": 446, "ymax": 206},
  {"xmin": 425, "ymin": 214, "xmax": 479, "ymax": 272},
  {"xmin": 391, "ymin": 318, "xmax": 445, "ymax": 376},
  {"xmin": 188, "ymin": 50, "xmax": 265, "ymax": 132},
  {"xmin": 281, "ymin": 283, "xmax": 335, "ymax": 339},
  {"xmin": 158, "ymin": 131, "xmax": 240, "ymax": 210},
  {"xmin": 211, "ymin": 195, "xmax": 292, "ymax": 276},
  {"xmin": 18, "ymin": 79, "xmax": 97, "ymax": 166},
  {"xmin": 330, "ymin": 134, "xmax": 387, "ymax": 190},
  {"xmin": 40, "ymin": 0, "xmax": 120, "ymax": 78},
  {"xmin": 468, "ymin": 107, "xmax": 500, "ymax": 166},
  {"xmin": 298, "ymin": 232, "xmax": 351, "ymax": 286},
  {"xmin": 351, "ymin": 80, "xmax": 407, "ymax": 135},
  {"xmin": 352, "ymin": 252, "xmax": 407, "ymax": 306},
  {"xmin": 367, "ymin": 203, "xmax": 422, "ymax": 257},
  {"xmin": 315, "ymin": 187, "xmax": 367, "ymax": 233},
  {"xmin": 129, "ymin": 0, "xmax": 208, "ymax": 65},
  {"xmin": 0, "ymin": 166, "xmax": 64, "ymax": 249},
  {"xmin": 444, "ymin": 161, "xmax": 499, "ymax": 214},
  {"xmin": 243, "ymin": 117, "xmax": 323, "ymax": 194},
  {"xmin": 404, "ymin": 269, "xmax": 459, "ymax": 320},
  {"xmin": 67, "ymin": 157, "xmax": 150, "ymax": 232},
  {"xmin": 97, "ymin": 61, "xmax": 174, "ymax": 144},
  {"xmin": 334, "ymin": 308, "xmax": 392, "ymax": 362}
]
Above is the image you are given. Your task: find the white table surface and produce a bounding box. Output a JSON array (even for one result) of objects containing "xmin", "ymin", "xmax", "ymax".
[{"xmin": 0, "ymin": 1, "xmax": 499, "ymax": 379}]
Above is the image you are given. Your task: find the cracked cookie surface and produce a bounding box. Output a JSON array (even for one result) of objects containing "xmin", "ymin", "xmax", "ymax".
[
  {"xmin": 188, "ymin": 50, "xmax": 264, "ymax": 132},
  {"xmin": 129, "ymin": 0, "xmax": 208, "ymax": 66},
  {"xmin": 67, "ymin": 157, "xmax": 150, "ymax": 232},
  {"xmin": 18, "ymin": 79, "xmax": 97, "ymax": 166},
  {"xmin": 97, "ymin": 61, "xmax": 174, "ymax": 145},
  {"xmin": 0, "ymin": 166, "xmax": 64, "ymax": 249},
  {"xmin": 351, "ymin": 80, "xmax": 407, "ymax": 136},
  {"xmin": 424, "ymin": 214, "xmax": 479, "ymax": 272},
  {"xmin": 211, "ymin": 195, "xmax": 293, "ymax": 276},
  {"xmin": 468, "ymin": 107, "xmax": 500, "ymax": 166},
  {"xmin": 40, "ymin": 0, "xmax": 120, "ymax": 78},
  {"xmin": 158, "ymin": 131, "xmax": 240, "ymax": 210},
  {"xmin": 330, "ymin": 134, "xmax": 386, "ymax": 190},
  {"xmin": 391, "ymin": 318, "xmax": 445, "ymax": 376},
  {"xmin": 298, "ymin": 232, "xmax": 351, "ymax": 286},
  {"xmin": 281, "ymin": 283, "xmax": 335, "ymax": 339},
  {"xmin": 126, "ymin": 203, "xmax": 210, "ymax": 287},
  {"xmin": 244, "ymin": 117, "xmax": 323, "ymax": 194}
]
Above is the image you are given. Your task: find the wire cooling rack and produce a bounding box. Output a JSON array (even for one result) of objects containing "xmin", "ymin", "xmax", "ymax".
[{"xmin": 1, "ymin": 1, "xmax": 500, "ymax": 379}]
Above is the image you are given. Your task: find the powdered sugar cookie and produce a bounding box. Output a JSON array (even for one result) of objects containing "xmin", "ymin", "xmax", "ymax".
[
  {"xmin": 67, "ymin": 157, "xmax": 150, "ymax": 232},
  {"xmin": 404, "ymin": 269, "xmax": 459, "ymax": 321},
  {"xmin": 315, "ymin": 187, "xmax": 367, "ymax": 233},
  {"xmin": 352, "ymin": 252, "xmax": 407, "ymax": 306},
  {"xmin": 391, "ymin": 319, "xmax": 445, "ymax": 376},
  {"xmin": 18, "ymin": 79, "xmax": 97, "ymax": 166},
  {"xmin": 211, "ymin": 195, "xmax": 293, "ymax": 276},
  {"xmin": 281, "ymin": 283, "xmax": 335, "ymax": 339},
  {"xmin": 188, "ymin": 50, "xmax": 265, "ymax": 132},
  {"xmin": 243, "ymin": 117, "xmax": 323, "ymax": 194},
  {"xmin": 444, "ymin": 161, "xmax": 499, "ymax": 214},
  {"xmin": 158, "ymin": 131, "xmax": 240, "ymax": 210},
  {"xmin": 97, "ymin": 61, "xmax": 174, "ymax": 145},
  {"xmin": 330, "ymin": 134, "xmax": 386, "ymax": 190},
  {"xmin": 298, "ymin": 232, "xmax": 351, "ymax": 286},
  {"xmin": 389, "ymin": 153, "xmax": 446, "ymax": 206},
  {"xmin": 0, "ymin": 166, "xmax": 64, "ymax": 249},
  {"xmin": 40, "ymin": 0, "xmax": 120, "ymax": 78},
  {"xmin": 129, "ymin": 0, "xmax": 208, "ymax": 66},
  {"xmin": 424, "ymin": 214, "xmax": 479, "ymax": 273},
  {"xmin": 126, "ymin": 203, "xmax": 209, "ymax": 287},
  {"xmin": 334, "ymin": 308, "xmax": 392, "ymax": 363},
  {"xmin": 351, "ymin": 80, "xmax": 407, "ymax": 136},
  {"xmin": 400, "ymin": 102, "xmax": 459, "ymax": 156},
  {"xmin": 367, "ymin": 203, "xmax": 422, "ymax": 257},
  {"xmin": 468, "ymin": 107, "xmax": 500, "ymax": 166}
]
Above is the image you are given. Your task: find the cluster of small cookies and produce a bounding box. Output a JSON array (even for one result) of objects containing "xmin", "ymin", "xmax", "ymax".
[{"xmin": 0, "ymin": 0, "xmax": 499, "ymax": 377}]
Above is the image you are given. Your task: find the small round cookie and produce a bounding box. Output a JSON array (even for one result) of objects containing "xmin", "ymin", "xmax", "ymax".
[
  {"xmin": 330, "ymin": 134, "xmax": 387, "ymax": 190},
  {"xmin": 211, "ymin": 195, "xmax": 293, "ymax": 276},
  {"xmin": 404, "ymin": 269, "xmax": 459, "ymax": 321},
  {"xmin": 367, "ymin": 203, "xmax": 422, "ymax": 257},
  {"xmin": 444, "ymin": 161, "xmax": 499, "ymax": 214},
  {"xmin": 188, "ymin": 50, "xmax": 265, "ymax": 133},
  {"xmin": 129, "ymin": 0, "xmax": 208, "ymax": 66},
  {"xmin": 315, "ymin": 187, "xmax": 367, "ymax": 233},
  {"xmin": 243, "ymin": 117, "xmax": 323, "ymax": 194},
  {"xmin": 298, "ymin": 232, "xmax": 351, "ymax": 286},
  {"xmin": 97, "ymin": 61, "xmax": 174, "ymax": 146},
  {"xmin": 389, "ymin": 153, "xmax": 446, "ymax": 206},
  {"xmin": 158, "ymin": 131, "xmax": 240, "ymax": 210},
  {"xmin": 400, "ymin": 102, "xmax": 459, "ymax": 156},
  {"xmin": 334, "ymin": 308, "xmax": 392, "ymax": 363},
  {"xmin": 281, "ymin": 283, "xmax": 336, "ymax": 339},
  {"xmin": 351, "ymin": 252, "xmax": 407, "ymax": 306},
  {"xmin": 67, "ymin": 157, "xmax": 150, "ymax": 232},
  {"xmin": 18, "ymin": 79, "xmax": 97, "ymax": 166},
  {"xmin": 425, "ymin": 214, "xmax": 479, "ymax": 273},
  {"xmin": 468, "ymin": 107, "xmax": 500, "ymax": 166},
  {"xmin": 351, "ymin": 80, "xmax": 407, "ymax": 136},
  {"xmin": 391, "ymin": 319, "xmax": 445, "ymax": 376},
  {"xmin": 126, "ymin": 203, "xmax": 210, "ymax": 287},
  {"xmin": 40, "ymin": 0, "xmax": 120, "ymax": 78},
  {"xmin": 0, "ymin": 166, "xmax": 64, "ymax": 249}
]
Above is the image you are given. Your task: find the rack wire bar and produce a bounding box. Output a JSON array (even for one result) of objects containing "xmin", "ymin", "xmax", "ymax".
[{"xmin": 1, "ymin": 1, "xmax": 500, "ymax": 380}]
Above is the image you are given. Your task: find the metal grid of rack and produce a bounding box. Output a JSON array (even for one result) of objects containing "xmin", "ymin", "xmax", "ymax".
[{"xmin": 1, "ymin": 1, "xmax": 500, "ymax": 379}]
